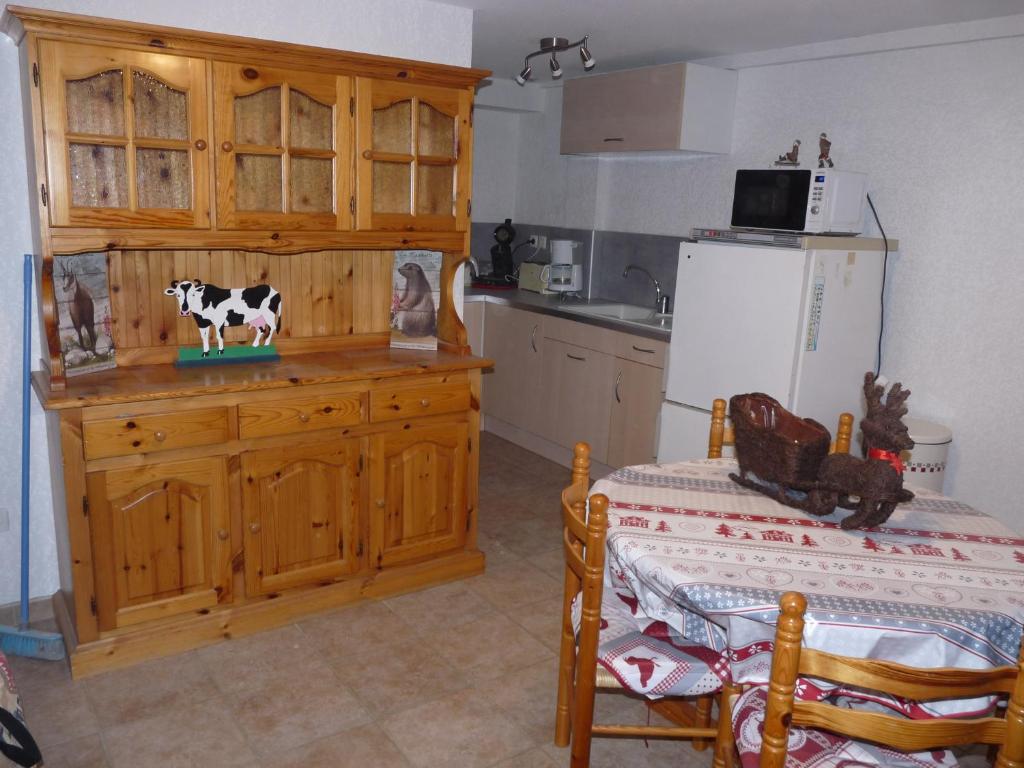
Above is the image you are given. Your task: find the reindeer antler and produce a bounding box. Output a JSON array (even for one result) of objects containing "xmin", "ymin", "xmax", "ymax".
[
  {"xmin": 883, "ymin": 382, "xmax": 911, "ymax": 420},
  {"xmin": 863, "ymin": 372, "xmax": 884, "ymax": 418}
]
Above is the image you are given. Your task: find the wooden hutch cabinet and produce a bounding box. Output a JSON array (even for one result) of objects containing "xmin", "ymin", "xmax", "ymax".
[{"xmin": 4, "ymin": 6, "xmax": 490, "ymax": 677}]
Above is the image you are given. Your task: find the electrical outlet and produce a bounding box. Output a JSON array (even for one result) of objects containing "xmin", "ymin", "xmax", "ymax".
[
  {"xmin": 534, "ymin": 235, "xmax": 547, "ymax": 249},
  {"xmin": 0, "ymin": 508, "xmax": 8, "ymax": 533}
]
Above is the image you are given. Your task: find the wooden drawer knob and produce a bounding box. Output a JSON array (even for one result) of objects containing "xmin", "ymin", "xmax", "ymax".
[
  {"xmin": 217, "ymin": 529, "xmax": 229, "ymax": 541},
  {"xmin": 420, "ymin": 399, "xmax": 430, "ymax": 407},
  {"xmin": 298, "ymin": 412, "xmax": 311, "ymax": 423},
  {"xmin": 221, "ymin": 141, "xmax": 234, "ymax": 152},
  {"xmin": 194, "ymin": 139, "xmax": 207, "ymax": 151},
  {"xmin": 376, "ymin": 499, "xmax": 385, "ymax": 508},
  {"xmin": 249, "ymin": 522, "xmax": 261, "ymax": 534},
  {"xmin": 154, "ymin": 431, "xmax": 167, "ymax": 442}
]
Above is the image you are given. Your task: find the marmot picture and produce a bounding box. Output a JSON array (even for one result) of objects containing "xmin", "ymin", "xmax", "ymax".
[{"xmin": 396, "ymin": 262, "xmax": 437, "ymax": 338}]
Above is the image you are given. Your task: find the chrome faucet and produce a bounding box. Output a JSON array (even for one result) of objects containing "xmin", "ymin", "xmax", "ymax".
[
  {"xmin": 623, "ymin": 264, "xmax": 670, "ymax": 313},
  {"xmin": 467, "ymin": 256, "xmax": 480, "ymax": 278}
]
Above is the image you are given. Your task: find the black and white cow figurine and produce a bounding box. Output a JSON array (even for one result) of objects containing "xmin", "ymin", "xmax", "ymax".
[{"xmin": 164, "ymin": 279, "xmax": 282, "ymax": 357}]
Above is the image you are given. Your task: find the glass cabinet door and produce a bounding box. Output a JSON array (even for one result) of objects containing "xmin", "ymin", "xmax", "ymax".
[
  {"xmin": 355, "ymin": 79, "xmax": 472, "ymax": 232},
  {"xmin": 38, "ymin": 40, "xmax": 210, "ymax": 228},
  {"xmin": 213, "ymin": 62, "xmax": 350, "ymax": 230}
]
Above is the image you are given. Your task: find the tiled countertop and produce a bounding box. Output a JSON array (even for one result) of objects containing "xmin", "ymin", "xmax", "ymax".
[{"xmin": 465, "ymin": 287, "xmax": 671, "ymax": 342}]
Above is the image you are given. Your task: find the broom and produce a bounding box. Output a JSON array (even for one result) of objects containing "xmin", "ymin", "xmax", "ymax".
[{"xmin": 0, "ymin": 254, "xmax": 65, "ymax": 660}]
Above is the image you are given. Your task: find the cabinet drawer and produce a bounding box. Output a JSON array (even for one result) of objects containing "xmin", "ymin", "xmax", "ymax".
[
  {"xmin": 83, "ymin": 408, "xmax": 230, "ymax": 460},
  {"xmin": 615, "ymin": 336, "xmax": 666, "ymax": 368},
  {"xmin": 370, "ymin": 382, "xmax": 470, "ymax": 423},
  {"xmin": 239, "ymin": 393, "xmax": 363, "ymax": 439}
]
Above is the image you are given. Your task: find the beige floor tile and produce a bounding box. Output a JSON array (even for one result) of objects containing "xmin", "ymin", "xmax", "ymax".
[
  {"xmin": 260, "ymin": 723, "xmax": 411, "ymax": 768},
  {"xmin": 81, "ymin": 651, "xmax": 219, "ymax": 729},
  {"xmin": 524, "ymin": 546, "xmax": 565, "ymax": 580},
  {"xmin": 102, "ymin": 697, "xmax": 255, "ymax": 768},
  {"xmin": 467, "ymin": 560, "xmax": 562, "ymax": 610},
  {"xmin": 384, "ymin": 580, "xmax": 496, "ymax": 635},
  {"xmin": 6, "ymin": 653, "xmax": 74, "ymax": 697},
  {"xmin": 197, "ymin": 624, "xmax": 320, "ymax": 697},
  {"xmin": 35, "ymin": 734, "xmax": 108, "ymax": 768},
  {"xmin": 381, "ymin": 687, "xmax": 533, "ymax": 768},
  {"xmin": 486, "ymin": 517, "xmax": 562, "ymax": 559},
  {"xmin": 476, "ymin": 658, "xmax": 559, "ymax": 745},
  {"xmin": 541, "ymin": 734, "xmax": 713, "ymax": 768},
  {"xmin": 505, "ymin": 593, "xmax": 565, "ymax": 653},
  {"xmin": 476, "ymin": 532, "xmax": 527, "ymax": 568},
  {"xmin": 226, "ymin": 660, "xmax": 370, "ymax": 757},
  {"xmin": 297, "ymin": 601, "xmax": 411, "ymax": 659},
  {"xmin": 326, "ymin": 636, "xmax": 465, "ymax": 717},
  {"xmin": 491, "ymin": 747, "xmax": 559, "ymax": 767},
  {"xmin": 18, "ymin": 681, "xmax": 99, "ymax": 750},
  {"xmin": 416, "ymin": 613, "xmax": 554, "ymax": 686}
]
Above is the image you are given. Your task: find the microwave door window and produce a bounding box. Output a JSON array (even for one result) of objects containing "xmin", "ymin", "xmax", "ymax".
[{"xmin": 732, "ymin": 170, "xmax": 810, "ymax": 231}]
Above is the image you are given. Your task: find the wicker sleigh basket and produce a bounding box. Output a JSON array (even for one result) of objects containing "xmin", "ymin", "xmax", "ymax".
[{"xmin": 729, "ymin": 393, "xmax": 831, "ymax": 487}]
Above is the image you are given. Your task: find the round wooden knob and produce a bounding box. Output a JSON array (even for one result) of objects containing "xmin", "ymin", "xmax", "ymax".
[
  {"xmin": 154, "ymin": 431, "xmax": 167, "ymax": 442},
  {"xmin": 217, "ymin": 529, "xmax": 229, "ymax": 541},
  {"xmin": 376, "ymin": 499, "xmax": 385, "ymax": 508},
  {"xmin": 249, "ymin": 522, "xmax": 261, "ymax": 534},
  {"xmin": 194, "ymin": 139, "xmax": 207, "ymax": 151},
  {"xmin": 362, "ymin": 149, "xmax": 372, "ymax": 160},
  {"xmin": 221, "ymin": 141, "xmax": 234, "ymax": 152},
  {"xmin": 420, "ymin": 399, "xmax": 430, "ymax": 407},
  {"xmin": 298, "ymin": 412, "xmax": 310, "ymax": 423}
]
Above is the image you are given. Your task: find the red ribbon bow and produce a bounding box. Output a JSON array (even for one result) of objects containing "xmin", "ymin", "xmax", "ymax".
[{"xmin": 868, "ymin": 447, "xmax": 905, "ymax": 474}]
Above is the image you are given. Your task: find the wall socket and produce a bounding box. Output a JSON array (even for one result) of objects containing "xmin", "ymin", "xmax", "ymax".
[
  {"xmin": 534, "ymin": 235, "xmax": 548, "ymax": 250},
  {"xmin": 0, "ymin": 508, "xmax": 8, "ymax": 533}
]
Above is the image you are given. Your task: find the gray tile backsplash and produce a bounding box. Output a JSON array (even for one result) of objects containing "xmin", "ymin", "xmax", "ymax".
[{"xmin": 471, "ymin": 221, "xmax": 685, "ymax": 307}]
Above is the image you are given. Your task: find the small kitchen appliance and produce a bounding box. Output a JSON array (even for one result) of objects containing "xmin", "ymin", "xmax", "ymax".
[
  {"xmin": 550, "ymin": 239, "xmax": 579, "ymax": 265},
  {"xmin": 472, "ymin": 218, "xmax": 519, "ymax": 287},
  {"xmin": 517, "ymin": 262, "xmax": 554, "ymax": 294},
  {"xmin": 543, "ymin": 263, "xmax": 583, "ymax": 293},
  {"xmin": 730, "ymin": 169, "xmax": 867, "ymax": 234}
]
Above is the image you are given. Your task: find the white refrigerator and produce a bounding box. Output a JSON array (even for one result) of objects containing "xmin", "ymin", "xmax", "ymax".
[{"xmin": 657, "ymin": 238, "xmax": 887, "ymax": 463}]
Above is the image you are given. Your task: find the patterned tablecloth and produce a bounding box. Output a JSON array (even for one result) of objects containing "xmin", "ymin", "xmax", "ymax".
[{"xmin": 592, "ymin": 458, "xmax": 1024, "ymax": 716}]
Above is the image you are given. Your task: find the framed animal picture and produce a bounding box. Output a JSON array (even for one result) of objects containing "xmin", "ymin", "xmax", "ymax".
[
  {"xmin": 390, "ymin": 250, "xmax": 441, "ymax": 351},
  {"xmin": 54, "ymin": 253, "xmax": 115, "ymax": 377}
]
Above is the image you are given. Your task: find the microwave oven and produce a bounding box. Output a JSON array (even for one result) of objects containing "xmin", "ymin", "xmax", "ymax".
[{"xmin": 730, "ymin": 168, "xmax": 868, "ymax": 234}]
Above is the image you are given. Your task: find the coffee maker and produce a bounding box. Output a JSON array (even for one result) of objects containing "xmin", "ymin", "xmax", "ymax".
[
  {"xmin": 472, "ymin": 219, "xmax": 518, "ymax": 287},
  {"xmin": 542, "ymin": 239, "xmax": 583, "ymax": 293}
]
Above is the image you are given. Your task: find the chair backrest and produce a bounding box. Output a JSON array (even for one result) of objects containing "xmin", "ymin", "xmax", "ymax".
[
  {"xmin": 760, "ymin": 591, "xmax": 1024, "ymax": 768},
  {"xmin": 708, "ymin": 400, "xmax": 855, "ymax": 459}
]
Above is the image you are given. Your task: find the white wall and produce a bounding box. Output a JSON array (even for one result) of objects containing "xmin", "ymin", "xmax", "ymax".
[
  {"xmin": 492, "ymin": 20, "xmax": 1024, "ymax": 529},
  {"xmin": 470, "ymin": 108, "xmax": 521, "ymax": 223},
  {"xmin": 0, "ymin": 0, "xmax": 473, "ymax": 605}
]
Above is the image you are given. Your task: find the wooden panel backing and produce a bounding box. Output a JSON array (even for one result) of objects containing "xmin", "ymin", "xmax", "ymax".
[{"xmin": 105, "ymin": 249, "xmax": 392, "ymax": 356}]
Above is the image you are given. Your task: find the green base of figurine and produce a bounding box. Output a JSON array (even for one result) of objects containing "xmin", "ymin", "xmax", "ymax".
[{"xmin": 174, "ymin": 344, "xmax": 280, "ymax": 368}]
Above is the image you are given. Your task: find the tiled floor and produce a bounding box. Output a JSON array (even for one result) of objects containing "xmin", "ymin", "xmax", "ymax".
[{"xmin": 5, "ymin": 433, "xmax": 715, "ymax": 768}]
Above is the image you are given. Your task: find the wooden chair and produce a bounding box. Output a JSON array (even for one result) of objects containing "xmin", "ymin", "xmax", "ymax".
[
  {"xmin": 554, "ymin": 442, "xmax": 739, "ymax": 768},
  {"xmin": 735, "ymin": 591, "xmax": 1024, "ymax": 768},
  {"xmin": 707, "ymin": 399, "xmax": 854, "ymax": 458}
]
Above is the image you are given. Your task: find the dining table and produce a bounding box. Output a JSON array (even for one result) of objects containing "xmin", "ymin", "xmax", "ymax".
[{"xmin": 590, "ymin": 456, "xmax": 1024, "ymax": 720}]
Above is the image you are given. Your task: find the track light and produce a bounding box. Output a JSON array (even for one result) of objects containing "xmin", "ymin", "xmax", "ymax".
[
  {"xmin": 514, "ymin": 35, "xmax": 595, "ymax": 85},
  {"xmin": 549, "ymin": 54, "xmax": 562, "ymax": 79}
]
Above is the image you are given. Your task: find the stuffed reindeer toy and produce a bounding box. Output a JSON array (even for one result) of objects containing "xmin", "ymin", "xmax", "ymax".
[{"xmin": 817, "ymin": 372, "xmax": 915, "ymax": 529}]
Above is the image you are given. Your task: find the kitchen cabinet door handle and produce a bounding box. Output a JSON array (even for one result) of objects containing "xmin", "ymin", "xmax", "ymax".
[
  {"xmin": 566, "ymin": 353, "xmax": 586, "ymax": 362},
  {"xmin": 153, "ymin": 430, "xmax": 167, "ymax": 442},
  {"xmin": 194, "ymin": 139, "xmax": 207, "ymax": 151},
  {"xmin": 603, "ymin": 137, "xmax": 624, "ymax": 142},
  {"xmin": 530, "ymin": 325, "xmax": 538, "ymax": 353},
  {"xmin": 249, "ymin": 522, "xmax": 261, "ymax": 534},
  {"xmin": 298, "ymin": 412, "xmax": 310, "ymax": 423},
  {"xmin": 614, "ymin": 371, "xmax": 622, "ymax": 403},
  {"xmin": 217, "ymin": 529, "xmax": 229, "ymax": 541},
  {"xmin": 632, "ymin": 345, "xmax": 655, "ymax": 354}
]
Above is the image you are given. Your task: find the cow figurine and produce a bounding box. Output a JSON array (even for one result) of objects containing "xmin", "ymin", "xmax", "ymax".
[{"xmin": 164, "ymin": 279, "xmax": 282, "ymax": 357}]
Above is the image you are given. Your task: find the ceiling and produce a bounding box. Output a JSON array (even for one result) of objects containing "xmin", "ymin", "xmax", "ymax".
[{"xmin": 445, "ymin": 0, "xmax": 1024, "ymax": 79}]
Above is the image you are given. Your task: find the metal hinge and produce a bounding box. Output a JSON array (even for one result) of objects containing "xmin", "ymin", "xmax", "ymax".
[
  {"xmin": 465, "ymin": 507, "xmax": 472, "ymax": 532},
  {"xmin": 357, "ymin": 540, "xmax": 364, "ymax": 557},
  {"xmin": 349, "ymin": 196, "xmax": 356, "ymax": 215},
  {"xmin": 467, "ymin": 199, "xmax": 472, "ymax": 217},
  {"xmin": 349, "ymin": 97, "xmax": 355, "ymax": 117},
  {"xmin": 82, "ymin": 495, "xmax": 89, "ymax": 516},
  {"xmin": 358, "ymin": 453, "xmax": 364, "ymax": 473},
  {"xmin": 40, "ymin": 184, "xmax": 48, "ymax": 207},
  {"xmin": 467, "ymin": 437, "xmax": 472, "ymax": 453},
  {"xmin": 32, "ymin": 62, "xmax": 39, "ymax": 87},
  {"xmin": 89, "ymin": 595, "xmax": 97, "ymax": 616},
  {"xmin": 469, "ymin": 104, "xmax": 474, "ymax": 127}
]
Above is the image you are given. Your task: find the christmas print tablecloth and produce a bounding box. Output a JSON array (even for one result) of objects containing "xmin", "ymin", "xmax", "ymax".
[{"xmin": 592, "ymin": 458, "xmax": 1024, "ymax": 716}]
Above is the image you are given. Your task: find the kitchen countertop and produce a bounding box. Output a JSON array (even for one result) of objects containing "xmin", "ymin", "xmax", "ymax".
[{"xmin": 465, "ymin": 287, "xmax": 671, "ymax": 342}]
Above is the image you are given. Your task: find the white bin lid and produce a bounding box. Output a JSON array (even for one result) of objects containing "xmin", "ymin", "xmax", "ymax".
[{"xmin": 904, "ymin": 417, "xmax": 952, "ymax": 445}]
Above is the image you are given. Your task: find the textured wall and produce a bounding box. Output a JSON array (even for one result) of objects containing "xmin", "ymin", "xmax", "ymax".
[
  {"xmin": 0, "ymin": 0, "xmax": 473, "ymax": 604},
  {"xmin": 496, "ymin": 25, "xmax": 1024, "ymax": 528}
]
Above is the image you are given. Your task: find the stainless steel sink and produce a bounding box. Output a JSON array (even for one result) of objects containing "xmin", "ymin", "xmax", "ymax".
[{"xmin": 561, "ymin": 302, "xmax": 672, "ymax": 331}]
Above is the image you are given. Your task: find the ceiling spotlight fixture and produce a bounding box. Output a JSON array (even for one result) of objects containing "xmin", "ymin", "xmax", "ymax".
[{"xmin": 514, "ymin": 34, "xmax": 595, "ymax": 86}]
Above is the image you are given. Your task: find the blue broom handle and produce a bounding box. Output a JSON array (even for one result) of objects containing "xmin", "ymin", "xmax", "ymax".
[{"xmin": 21, "ymin": 254, "xmax": 31, "ymax": 628}]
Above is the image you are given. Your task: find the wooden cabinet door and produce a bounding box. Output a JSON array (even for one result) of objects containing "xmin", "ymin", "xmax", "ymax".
[
  {"xmin": 355, "ymin": 78, "xmax": 471, "ymax": 232},
  {"xmin": 369, "ymin": 423, "xmax": 467, "ymax": 568},
  {"xmin": 538, "ymin": 339, "xmax": 616, "ymax": 464},
  {"xmin": 38, "ymin": 40, "xmax": 210, "ymax": 228},
  {"xmin": 481, "ymin": 305, "xmax": 543, "ymax": 432},
  {"xmin": 213, "ymin": 62, "xmax": 352, "ymax": 230},
  {"xmin": 86, "ymin": 457, "xmax": 230, "ymax": 631},
  {"xmin": 607, "ymin": 358, "xmax": 664, "ymax": 468},
  {"xmin": 241, "ymin": 439, "xmax": 363, "ymax": 595}
]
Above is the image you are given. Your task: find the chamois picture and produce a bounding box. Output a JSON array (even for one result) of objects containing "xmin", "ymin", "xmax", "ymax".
[{"xmin": 54, "ymin": 253, "xmax": 115, "ymax": 376}]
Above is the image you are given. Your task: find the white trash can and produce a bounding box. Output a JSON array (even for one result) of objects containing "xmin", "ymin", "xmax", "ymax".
[{"xmin": 902, "ymin": 417, "xmax": 952, "ymax": 493}]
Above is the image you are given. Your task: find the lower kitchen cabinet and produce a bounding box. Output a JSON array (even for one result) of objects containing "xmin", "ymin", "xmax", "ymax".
[
  {"xmin": 482, "ymin": 304, "xmax": 544, "ymax": 433},
  {"xmin": 370, "ymin": 422, "xmax": 469, "ymax": 568},
  {"xmin": 241, "ymin": 439, "xmax": 363, "ymax": 595},
  {"xmin": 86, "ymin": 457, "xmax": 232, "ymax": 631},
  {"xmin": 607, "ymin": 358, "xmax": 665, "ymax": 467}
]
